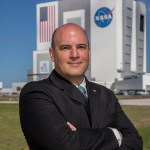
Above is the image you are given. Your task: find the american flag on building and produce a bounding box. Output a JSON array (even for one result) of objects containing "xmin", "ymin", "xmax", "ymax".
[{"xmin": 40, "ymin": 5, "xmax": 56, "ymax": 43}]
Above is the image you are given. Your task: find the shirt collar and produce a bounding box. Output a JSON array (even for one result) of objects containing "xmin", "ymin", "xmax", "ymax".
[{"xmin": 72, "ymin": 78, "xmax": 86, "ymax": 89}]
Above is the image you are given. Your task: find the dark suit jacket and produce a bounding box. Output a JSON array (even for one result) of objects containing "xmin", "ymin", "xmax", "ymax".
[{"xmin": 19, "ymin": 70, "xmax": 143, "ymax": 150}]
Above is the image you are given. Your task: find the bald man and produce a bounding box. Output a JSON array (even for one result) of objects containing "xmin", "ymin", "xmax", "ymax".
[{"xmin": 19, "ymin": 23, "xmax": 142, "ymax": 150}]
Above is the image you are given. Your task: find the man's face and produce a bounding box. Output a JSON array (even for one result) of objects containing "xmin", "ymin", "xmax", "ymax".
[{"xmin": 50, "ymin": 25, "xmax": 90, "ymax": 81}]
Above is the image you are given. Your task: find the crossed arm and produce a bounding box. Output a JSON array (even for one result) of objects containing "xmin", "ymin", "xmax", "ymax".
[{"xmin": 67, "ymin": 122, "xmax": 123, "ymax": 146}]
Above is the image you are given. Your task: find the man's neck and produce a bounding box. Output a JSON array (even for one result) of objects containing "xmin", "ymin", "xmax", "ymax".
[
  {"xmin": 63, "ymin": 75, "xmax": 84, "ymax": 85},
  {"xmin": 72, "ymin": 78, "xmax": 86, "ymax": 88},
  {"xmin": 54, "ymin": 70, "xmax": 84, "ymax": 85}
]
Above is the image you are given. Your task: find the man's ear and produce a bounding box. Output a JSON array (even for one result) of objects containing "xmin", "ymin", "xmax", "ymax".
[{"xmin": 49, "ymin": 48, "xmax": 55, "ymax": 62}]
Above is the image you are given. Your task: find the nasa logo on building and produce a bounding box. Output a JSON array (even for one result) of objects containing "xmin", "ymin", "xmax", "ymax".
[{"xmin": 94, "ymin": 7, "xmax": 114, "ymax": 28}]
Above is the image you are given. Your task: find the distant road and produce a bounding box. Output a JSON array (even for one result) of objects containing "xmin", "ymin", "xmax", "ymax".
[
  {"xmin": 119, "ymin": 98, "xmax": 150, "ymax": 106},
  {"xmin": 0, "ymin": 101, "xmax": 18, "ymax": 104},
  {"xmin": 0, "ymin": 99, "xmax": 150, "ymax": 106}
]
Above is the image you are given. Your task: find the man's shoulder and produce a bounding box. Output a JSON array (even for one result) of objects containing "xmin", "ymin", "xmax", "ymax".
[
  {"xmin": 88, "ymin": 81, "xmax": 108, "ymax": 90},
  {"xmin": 88, "ymin": 81, "xmax": 115, "ymax": 95},
  {"xmin": 88, "ymin": 81, "xmax": 118, "ymax": 102},
  {"xmin": 20, "ymin": 78, "xmax": 53, "ymax": 94}
]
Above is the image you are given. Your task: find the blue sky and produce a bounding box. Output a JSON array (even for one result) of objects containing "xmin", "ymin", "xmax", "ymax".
[{"xmin": 0, "ymin": 0, "xmax": 150, "ymax": 88}]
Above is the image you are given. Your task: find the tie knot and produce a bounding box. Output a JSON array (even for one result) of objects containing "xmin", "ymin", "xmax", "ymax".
[{"xmin": 78, "ymin": 86, "xmax": 87, "ymax": 98}]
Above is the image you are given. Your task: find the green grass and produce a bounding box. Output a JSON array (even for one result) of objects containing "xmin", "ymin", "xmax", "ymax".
[
  {"xmin": 0, "ymin": 104, "xmax": 28, "ymax": 150},
  {"xmin": 138, "ymin": 127, "xmax": 150, "ymax": 150},
  {"xmin": 122, "ymin": 106, "xmax": 150, "ymax": 150},
  {"xmin": 0, "ymin": 104, "xmax": 149, "ymax": 150}
]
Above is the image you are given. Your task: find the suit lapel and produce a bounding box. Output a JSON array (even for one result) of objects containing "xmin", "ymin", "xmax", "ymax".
[
  {"xmin": 49, "ymin": 70, "xmax": 87, "ymax": 106},
  {"xmin": 49, "ymin": 70, "xmax": 101, "ymax": 128},
  {"xmin": 63, "ymin": 86, "xmax": 87, "ymax": 106},
  {"xmin": 86, "ymin": 81, "xmax": 100, "ymax": 128}
]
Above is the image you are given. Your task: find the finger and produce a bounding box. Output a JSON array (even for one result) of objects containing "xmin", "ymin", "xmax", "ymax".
[{"xmin": 67, "ymin": 122, "xmax": 77, "ymax": 131}]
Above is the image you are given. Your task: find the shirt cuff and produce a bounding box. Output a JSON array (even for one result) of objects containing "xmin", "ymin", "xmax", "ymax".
[{"xmin": 109, "ymin": 127, "xmax": 122, "ymax": 146}]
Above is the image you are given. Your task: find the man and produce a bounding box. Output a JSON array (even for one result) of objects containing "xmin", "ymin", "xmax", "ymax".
[{"xmin": 19, "ymin": 23, "xmax": 143, "ymax": 150}]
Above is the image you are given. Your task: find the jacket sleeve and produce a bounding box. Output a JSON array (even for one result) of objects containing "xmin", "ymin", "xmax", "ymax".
[
  {"xmin": 19, "ymin": 82, "xmax": 119, "ymax": 150},
  {"xmin": 112, "ymin": 94, "xmax": 143, "ymax": 150}
]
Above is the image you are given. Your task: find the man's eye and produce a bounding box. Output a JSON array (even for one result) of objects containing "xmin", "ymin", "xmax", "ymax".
[
  {"xmin": 60, "ymin": 45, "xmax": 70, "ymax": 50},
  {"xmin": 78, "ymin": 45, "xmax": 87, "ymax": 50}
]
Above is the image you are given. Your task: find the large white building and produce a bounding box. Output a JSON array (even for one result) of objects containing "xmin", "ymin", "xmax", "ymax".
[
  {"xmin": 91, "ymin": 0, "xmax": 146, "ymax": 86},
  {"xmin": 29, "ymin": 0, "xmax": 149, "ymax": 93},
  {"xmin": 0, "ymin": 82, "xmax": 3, "ymax": 90}
]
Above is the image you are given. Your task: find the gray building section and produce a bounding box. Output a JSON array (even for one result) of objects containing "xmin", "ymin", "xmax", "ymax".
[
  {"xmin": 135, "ymin": 1, "xmax": 146, "ymax": 73},
  {"xmin": 58, "ymin": 0, "xmax": 91, "ymax": 79},
  {"xmin": 115, "ymin": 73, "xmax": 150, "ymax": 95},
  {"xmin": 122, "ymin": 0, "xmax": 133, "ymax": 77},
  {"xmin": 58, "ymin": 0, "xmax": 90, "ymax": 37},
  {"xmin": 36, "ymin": 53, "xmax": 51, "ymax": 72},
  {"xmin": 36, "ymin": 52, "xmax": 52, "ymax": 80}
]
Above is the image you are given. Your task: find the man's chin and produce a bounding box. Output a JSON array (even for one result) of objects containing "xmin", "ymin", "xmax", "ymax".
[{"xmin": 67, "ymin": 72, "xmax": 85, "ymax": 78}]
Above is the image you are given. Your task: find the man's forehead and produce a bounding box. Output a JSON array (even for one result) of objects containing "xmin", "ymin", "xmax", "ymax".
[
  {"xmin": 52, "ymin": 23, "xmax": 89, "ymax": 48},
  {"xmin": 56, "ymin": 40, "xmax": 88, "ymax": 46},
  {"xmin": 56, "ymin": 25, "xmax": 85, "ymax": 36}
]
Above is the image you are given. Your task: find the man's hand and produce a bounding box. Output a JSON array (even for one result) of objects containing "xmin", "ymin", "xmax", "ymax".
[{"xmin": 67, "ymin": 122, "xmax": 77, "ymax": 131}]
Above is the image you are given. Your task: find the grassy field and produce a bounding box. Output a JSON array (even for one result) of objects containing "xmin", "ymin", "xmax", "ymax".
[
  {"xmin": 0, "ymin": 103, "xmax": 149, "ymax": 150},
  {"xmin": 122, "ymin": 106, "xmax": 150, "ymax": 150},
  {"xmin": 0, "ymin": 104, "xmax": 28, "ymax": 150}
]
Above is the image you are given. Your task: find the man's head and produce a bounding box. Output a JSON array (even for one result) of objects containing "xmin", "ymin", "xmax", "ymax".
[{"xmin": 49, "ymin": 23, "xmax": 90, "ymax": 84}]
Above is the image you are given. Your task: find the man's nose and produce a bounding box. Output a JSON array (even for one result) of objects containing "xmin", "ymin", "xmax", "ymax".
[{"xmin": 70, "ymin": 48, "xmax": 80, "ymax": 58}]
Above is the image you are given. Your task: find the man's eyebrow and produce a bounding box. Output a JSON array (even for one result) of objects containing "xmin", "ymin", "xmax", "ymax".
[
  {"xmin": 78, "ymin": 43, "xmax": 87, "ymax": 45},
  {"xmin": 59, "ymin": 44, "xmax": 71, "ymax": 49},
  {"xmin": 59, "ymin": 44, "xmax": 70, "ymax": 47},
  {"xmin": 77, "ymin": 44, "xmax": 88, "ymax": 47}
]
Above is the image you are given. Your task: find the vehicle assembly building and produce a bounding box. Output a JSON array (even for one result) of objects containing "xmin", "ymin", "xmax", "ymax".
[{"xmin": 28, "ymin": 0, "xmax": 150, "ymax": 94}]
